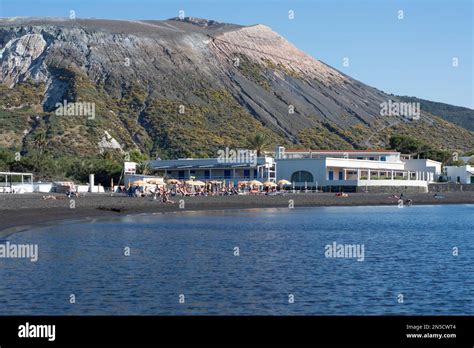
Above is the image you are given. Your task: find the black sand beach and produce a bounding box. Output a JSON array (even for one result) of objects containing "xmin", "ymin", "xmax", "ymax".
[{"xmin": 1, "ymin": 191, "xmax": 474, "ymax": 233}]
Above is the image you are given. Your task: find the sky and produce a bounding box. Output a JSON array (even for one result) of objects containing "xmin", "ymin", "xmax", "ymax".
[{"xmin": 1, "ymin": 0, "xmax": 473, "ymax": 108}]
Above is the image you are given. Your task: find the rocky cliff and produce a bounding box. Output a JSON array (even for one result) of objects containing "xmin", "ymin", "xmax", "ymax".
[{"xmin": 0, "ymin": 17, "xmax": 472, "ymax": 159}]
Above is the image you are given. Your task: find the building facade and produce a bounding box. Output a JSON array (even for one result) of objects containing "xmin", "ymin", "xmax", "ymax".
[
  {"xmin": 145, "ymin": 147, "xmax": 443, "ymax": 192},
  {"xmin": 274, "ymin": 148, "xmax": 441, "ymax": 192},
  {"xmin": 147, "ymin": 156, "xmax": 276, "ymax": 184},
  {"xmin": 444, "ymin": 165, "xmax": 474, "ymax": 184}
]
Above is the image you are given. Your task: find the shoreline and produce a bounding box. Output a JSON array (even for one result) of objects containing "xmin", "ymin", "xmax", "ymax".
[{"xmin": 1, "ymin": 191, "xmax": 474, "ymax": 234}]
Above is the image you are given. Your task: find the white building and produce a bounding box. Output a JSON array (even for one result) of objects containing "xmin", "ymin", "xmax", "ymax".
[
  {"xmin": 444, "ymin": 165, "xmax": 474, "ymax": 184},
  {"xmin": 274, "ymin": 148, "xmax": 441, "ymax": 192},
  {"xmin": 145, "ymin": 147, "xmax": 442, "ymax": 192},
  {"xmin": 147, "ymin": 156, "xmax": 276, "ymax": 184},
  {"xmin": 0, "ymin": 171, "xmax": 34, "ymax": 193}
]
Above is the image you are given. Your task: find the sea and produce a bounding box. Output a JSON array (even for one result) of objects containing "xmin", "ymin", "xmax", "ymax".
[{"xmin": 0, "ymin": 204, "xmax": 473, "ymax": 315}]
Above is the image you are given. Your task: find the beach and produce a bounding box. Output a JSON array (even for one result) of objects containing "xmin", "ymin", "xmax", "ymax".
[{"xmin": 1, "ymin": 191, "xmax": 474, "ymax": 233}]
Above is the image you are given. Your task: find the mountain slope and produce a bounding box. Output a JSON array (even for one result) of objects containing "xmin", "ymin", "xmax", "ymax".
[
  {"xmin": 0, "ymin": 17, "xmax": 473, "ymax": 161},
  {"xmin": 398, "ymin": 96, "xmax": 474, "ymax": 132}
]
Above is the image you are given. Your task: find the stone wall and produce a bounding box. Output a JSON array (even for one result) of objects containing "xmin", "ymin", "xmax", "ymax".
[
  {"xmin": 429, "ymin": 183, "xmax": 474, "ymax": 192},
  {"xmin": 355, "ymin": 186, "xmax": 427, "ymax": 194}
]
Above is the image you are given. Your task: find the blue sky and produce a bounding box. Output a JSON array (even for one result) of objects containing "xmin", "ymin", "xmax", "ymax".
[{"xmin": 1, "ymin": 0, "xmax": 472, "ymax": 108}]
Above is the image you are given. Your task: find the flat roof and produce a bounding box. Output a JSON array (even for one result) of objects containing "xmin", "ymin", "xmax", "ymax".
[
  {"xmin": 0, "ymin": 172, "xmax": 33, "ymax": 175},
  {"xmin": 283, "ymin": 149, "xmax": 399, "ymax": 153}
]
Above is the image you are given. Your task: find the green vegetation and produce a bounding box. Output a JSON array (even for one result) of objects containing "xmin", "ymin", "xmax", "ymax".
[
  {"xmin": 1, "ymin": 57, "xmax": 473, "ymax": 179},
  {"xmin": 262, "ymin": 58, "xmax": 301, "ymax": 79},
  {"xmin": 389, "ymin": 135, "xmax": 452, "ymax": 164},
  {"xmin": 398, "ymin": 96, "xmax": 474, "ymax": 131},
  {"xmin": 235, "ymin": 54, "xmax": 271, "ymax": 91},
  {"xmin": 247, "ymin": 133, "xmax": 271, "ymax": 156},
  {"xmin": 142, "ymin": 88, "xmax": 285, "ymax": 159},
  {"xmin": 0, "ymin": 146, "xmax": 124, "ymax": 186},
  {"xmin": 298, "ymin": 122, "xmax": 354, "ymax": 149}
]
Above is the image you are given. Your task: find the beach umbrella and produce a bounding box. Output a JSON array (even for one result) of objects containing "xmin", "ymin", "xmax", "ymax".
[
  {"xmin": 145, "ymin": 178, "xmax": 164, "ymax": 185},
  {"xmin": 263, "ymin": 181, "xmax": 277, "ymax": 187},
  {"xmin": 131, "ymin": 180, "xmax": 146, "ymax": 186},
  {"xmin": 277, "ymin": 179, "xmax": 291, "ymax": 186},
  {"xmin": 238, "ymin": 181, "xmax": 248, "ymax": 186},
  {"xmin": 209, "ymin": 180, "xmax": 221, "ymax": 184},
  {"xmin": 167, "ymin": 179, "xmax": 180, "ymax": 184},
  {"xmin": 185, "ymin": 180, "xmax": 205, "ymax": 186},
  {"xmin": 249, "ymin": 180, "xmax": 263, "ymax": 186}
]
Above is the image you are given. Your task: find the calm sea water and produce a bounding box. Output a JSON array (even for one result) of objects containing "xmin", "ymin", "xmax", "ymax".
[{"xmin": 0, "ymin": 205, "xmax": 473, "ymax": 315}]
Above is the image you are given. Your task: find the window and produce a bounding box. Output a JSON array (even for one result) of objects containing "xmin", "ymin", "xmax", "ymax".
[
  {"xmin": 338, "ymin": 171, "xmax": 343, "ymax": 180},
  {"xmin": 356, "ymin": 157, "xmax": 363, "ymax": 160},
  {"xmin": 253, "ymin": 169, "xmax": 258, "ymax": 178},
  {"xmin": 369, "ymin": 157, "xmax": 375, "ymax": 161},
  {"xmin": 178, "ymin": 171, "xmax": 185, "ymax": 179},
  {"xmin": 224, "ymin": 170, "xmax": 231, "ymax": 179},
  {"xmin": 291, "ymin": 171, "xmax": 314, "ymax": 183},
  {"xmin": 204, "ymin": 170, "xmax": 210, "ymax": 179},
  {"xmin": 328, "ymin": 171, "xmax": 334, "ymax": 180},
  {"xmin": 244, "ymin": 169, "xmax": 250, "ymax": 178},
  {"xmin": 380, "ymin": 156, "xmax": 386, "ymax": 161}
]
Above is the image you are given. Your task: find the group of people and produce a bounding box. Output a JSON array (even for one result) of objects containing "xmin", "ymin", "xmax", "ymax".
[
  {"xmin": 174, "ymin": 182, "xmax": 240, "ymax": 196},
  {"xmin": 392, "ymin": 193, "xmax": 413, "ymax": 206},
  {"xmin": 120, "ymin": 181, "xmax": 284, "ymax": 201},
  {"xmin": 152, "ymin": 186, "xmax": 175, "ymax": 204}
]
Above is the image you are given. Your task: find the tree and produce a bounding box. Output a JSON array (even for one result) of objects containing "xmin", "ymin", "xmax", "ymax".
[
  {"xmin": 451, "ymin": 159, "xmax": 466, "ymax": 166},
  {"xmin": 0, "ymin": 147, "xmax": 15, "ymax": 171},
  {"xmin": 389, "ymin": 135, "xmax": 454, "ymax": 164},
  {"xmin": 33, "ymin": 131, "xmax": 48, "ymax": 170},
  {"xmin": 33, "ymin": 131, "xmax": 47, "ymax": 156},
  {"xmin": 421, "ymin": 149, "xmax": 452, "ymax": 164},
  {"xmin": 137, "ymin": 162, "xmax": 151, "ymax": 175},
  {"xmin": 129, "ymin": 150, "xmax": 149, "ymax": 163},
  {"xmin": 389, "ymin": 135, "xmax": 424, "ymax": 155},
  {"xmin": 247, "ymin": 133, "xmax": 271, "ymax": 156},
  {"xmin": 101, "ymin": 151, "xmax": 115, "ymax": 161}
]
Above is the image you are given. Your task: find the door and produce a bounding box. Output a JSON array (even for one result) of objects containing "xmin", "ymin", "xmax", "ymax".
[
  {"xmin": 328, "ymin": 171, "xmax": 334, "ymax": 180},
  {"xmin": 338, "ymin": 171, "xmax": 343, "ymax": 180}
]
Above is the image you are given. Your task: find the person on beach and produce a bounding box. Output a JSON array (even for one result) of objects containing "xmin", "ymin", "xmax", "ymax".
[
  {"xmin": 161, "ymin": 188, "xmax": 175, "ymax": 204},
  {"xmin": 152, "ymin": 185, "xmax": 160, "ymax": 200},
  {"xmin": 65, "ymin": 189, "xmax": 79, "ymax": 198}
]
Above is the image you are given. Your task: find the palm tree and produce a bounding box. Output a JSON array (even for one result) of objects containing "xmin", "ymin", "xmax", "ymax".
[
  {"xmin": 247, "ymin": 133, "xmax": 271, "ymax": 156},
  {"xmin": 33, "ymin": 131, "xmax": 47, "ymax": 169},
  {"xmin": 137, "ymin": 162, "xmax": 151, "ymax": 175},
  {"xmin": 33, "ymin": 131, "xmax": 47, "ymax": 156}
]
